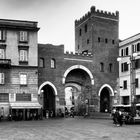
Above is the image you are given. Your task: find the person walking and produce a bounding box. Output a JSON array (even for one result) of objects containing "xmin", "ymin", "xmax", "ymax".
[
  {"xmin": 118, "ymin": 110, "xmax": 123, "ymax": 126},
  {"xmin": 114, "ymin": 109, "xmax": 120, "ymax": 126},
  {"xmin": 111, "ymin": 108, "xmax": 117, "ymax": 125}
]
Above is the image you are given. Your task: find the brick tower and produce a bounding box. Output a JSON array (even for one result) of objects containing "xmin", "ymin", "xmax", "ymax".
[{"xmin": 75, "ymin": 6, "xmax": 119, "ymax": 112}]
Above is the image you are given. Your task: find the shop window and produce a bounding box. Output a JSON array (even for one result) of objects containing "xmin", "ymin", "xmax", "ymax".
[
  {"xmin": 0, "ymin": 93, "xmax": 9, "ymax": 102},
  {"xmin": 122, "ymin": 96, "xmax": 129, "ymax": 105}
]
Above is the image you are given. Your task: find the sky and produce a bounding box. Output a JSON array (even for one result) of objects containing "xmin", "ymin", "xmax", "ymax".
[{"xmin": 0, "ymin": 0, "xmax": 140, "ymax": 52}]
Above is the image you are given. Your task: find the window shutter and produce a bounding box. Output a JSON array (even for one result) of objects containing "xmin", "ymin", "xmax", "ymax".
[
  {"xmin": 20, "ymin": 50, "xmax": 24, "ymax": 61},
  {"xmin": 0, "ymin": 30, "xmax": 2, "ymax": 40},
  {"xmin": 20, "ymin": 31, "xmax": 23, "ymax": 41},
  {"xmin": 24, "ymin": 50, "xmax": 28, "ymax": 61},
  {"xmin": 2, "ymin": 30, "xmax": 6, "ymax": 40},
  {"xmin": 0, "ymin": 49, "xmax": 4, "ymax": 59},
  {"xmin": 20, "ymin": 74, "xmax": 27, "ymax": 85},
  {"xmin": 24, "ymin": 31, "xmax": 28, "ymax": 41},
  {"xmin": 0, "ymin": 73, "xmax": 4, "ymax": 84},
  {"xmin": 1, "ymin": 73, "xmax": 4, "ymax": 84}
]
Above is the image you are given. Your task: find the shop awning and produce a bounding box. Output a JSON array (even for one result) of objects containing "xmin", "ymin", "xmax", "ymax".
[
  {"xmin": 10, "ymin": 102, "xmax": 42, "ymax": 109},
  {"xmin": 113, "ymin": 104, "xmax": 124, "ymax": 107}
]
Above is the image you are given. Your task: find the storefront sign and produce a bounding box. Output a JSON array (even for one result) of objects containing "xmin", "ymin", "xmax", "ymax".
[{"xmin": 16, "ymin": 94, "xmax": 31, "ymax": 101}]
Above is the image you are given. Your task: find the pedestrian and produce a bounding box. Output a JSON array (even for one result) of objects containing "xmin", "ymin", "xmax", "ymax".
[
  {"xmin": 46, "ymin": 110, "xmax": 49, "ymax": 119},
  {"xmin": 118, "ymin": 110, "xmax": 123, "ymax": 126},
  {"xmin": 114, "ymin": 109, "xmax": 119, "ymax": 126},
  {"xmin": 111, "ymin": 108, "xmax": 117, "ymax": 124}
]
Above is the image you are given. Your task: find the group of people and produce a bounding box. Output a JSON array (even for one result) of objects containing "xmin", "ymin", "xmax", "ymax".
[
  {"xmin": 65, "ymin": 107, "xmax": 75, "ymax": 118},
  {"xmin": 111, "ymin": 108, "xmax": 124, "ymax": 126}
]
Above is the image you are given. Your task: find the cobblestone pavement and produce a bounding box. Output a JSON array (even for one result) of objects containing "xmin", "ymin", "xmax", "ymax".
[{"xmin": 0, "ymin": 117, "xmax": 140, "ymax": 140}]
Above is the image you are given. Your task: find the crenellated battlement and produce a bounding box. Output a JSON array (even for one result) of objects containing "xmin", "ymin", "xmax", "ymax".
[
  {"xmin": 64, "ymin": 51, "xmax": 93, "ymax": 57},
  {"xmin": 75, "ymin": 6, "xmax": 119, "ymax": 26}
]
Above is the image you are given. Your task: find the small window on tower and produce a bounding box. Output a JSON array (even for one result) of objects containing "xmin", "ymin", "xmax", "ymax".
[
  {"xmin": 87, "ymin": 39, "xmax": 89, "ymax": 44},
  {"xmin": 98, "ymin": 37, "xmax": 100, "ymax": 43},
  {"xmin": 85, "ymin": 24, "xmax": 87, "ymax": 33},
  {"xmin": 79, "ymin": 29, "xmax": 82, "ymax": 36},
  {"xmin": 51, "ymin": 58, "xmax": 56, "ymax": 69},
  {"xmin": 100, "ymin": 62, "xmax": 104, "ymax": 72},
  {"xmin": 112, "ymin": 40, "xmax": 115, "ymax": 44},
  {"xmin": 78, "ymin": 45, "xmax": 79, "ymax": 50},
  {"xmin": 109, "ymin": 63, "xmax": 113, "ymax": 72},
  {"xmin": 105, "ymin": 38, "xmax": 108, "ymax": 43}
]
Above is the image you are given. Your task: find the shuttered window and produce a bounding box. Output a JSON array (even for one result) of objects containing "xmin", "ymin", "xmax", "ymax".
[
  {"xmin": 19, "ymin": 50, "xmax": 28, "ymax": 62},
  {"xmin": 19, "ymin": 31, "xmax": 28, "ymax": 42},
  {"xmin": 0, "ymin": 30, "xmax": 6, "ymax": 41},
  {"xmin": 0, "ymin": 73, "xmax": 4, "ymax": 84},
  {"xmin": 0, "ymin": 49, "xmax": 5, "ymax": 59},
  {"xmin": 20, "ymin": 73, "xmax": 27, "ymax": 85}
]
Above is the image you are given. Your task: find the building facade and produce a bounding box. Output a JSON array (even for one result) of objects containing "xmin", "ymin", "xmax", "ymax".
[
  {"xmin": 38, "ymin": 6, "xmax": 119, "ymax": 116},
  {"xmin": 0, "ymin": 19, "xmax": 41, "ymax": 120},
  {"xmin": 118, "ymin": 33, "xmax": 140, "ymax": 109}
]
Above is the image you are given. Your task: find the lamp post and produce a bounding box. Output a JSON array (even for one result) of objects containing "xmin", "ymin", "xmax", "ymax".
[{"xmin": 117, "ymin": 52, "xmax": 138, "ymax": 117}]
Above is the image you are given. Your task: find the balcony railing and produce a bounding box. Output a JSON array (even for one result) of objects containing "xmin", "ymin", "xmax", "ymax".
[{"xmin": 0, "ymin": 59, "xmax": 11, "ymax": 68}]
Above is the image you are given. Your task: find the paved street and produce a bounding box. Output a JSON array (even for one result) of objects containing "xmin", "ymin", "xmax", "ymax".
[{"xmin": 0, "ymin": 117, "xmax": 140, "ymax": 140}]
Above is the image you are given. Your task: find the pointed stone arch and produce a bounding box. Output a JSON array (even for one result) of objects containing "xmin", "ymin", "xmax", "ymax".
[
  {"xmin": 38, "ymin": 81, "xmax": 57, "ymax": 96},
  {"xmin": 62, "ymin": 65, "xmax": 94, "ymax": 85},
  {"xmin": 98, "ymin": 84, "xmax": 114, "ymax": 97}
]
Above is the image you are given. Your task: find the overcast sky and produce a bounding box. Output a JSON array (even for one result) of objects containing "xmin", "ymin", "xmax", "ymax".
[{"xmin": 0, "ymin": 0, "xmax": 139, "ymax": 51}]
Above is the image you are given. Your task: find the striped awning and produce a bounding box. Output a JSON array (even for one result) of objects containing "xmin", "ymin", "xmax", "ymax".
[{"xmin": 10, "ymin": 102, "xmax": 42, "ymax": 109}]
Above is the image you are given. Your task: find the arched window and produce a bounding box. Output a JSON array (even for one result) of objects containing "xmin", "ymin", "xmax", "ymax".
[
  {"xmin": 109, "ymin": 63, "xmax": 113, "ymax": 72},
  {"xmin": 100, "ymin": 62, "xmax": 104, "ymax": 72},
  {"xmin": 85, "ymin": 24, "xmax": 87, "ymax": 33},
  {"xmin": 79, "ymin": 29, "xmax": 82, "ymax": 36},
  {"xmin": 51, "ymin": 58, "xmax": 56, "ymax": 69},
  {"xmin": 39, "ymin": 58, "xmax": 45, "ymax": 68}
]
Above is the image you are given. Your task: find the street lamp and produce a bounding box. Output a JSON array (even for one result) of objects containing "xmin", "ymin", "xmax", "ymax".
[{"xmin": 117, "ymin": 52, "xmax": 139, "ymax": 117}]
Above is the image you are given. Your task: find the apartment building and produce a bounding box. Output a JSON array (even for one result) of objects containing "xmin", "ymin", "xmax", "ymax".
[
  {"xmin": 0, "ymin": 19, "xmax": 41, "ymax": 120},
  {"xmin": 118, "ymin": 33, "xmax": 140, "ymax": 109}
]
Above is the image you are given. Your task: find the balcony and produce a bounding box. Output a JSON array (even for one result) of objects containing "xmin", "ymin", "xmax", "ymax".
[{"xmin": 0, "ymin": 59, "xmax": 11, "ymax": 68}]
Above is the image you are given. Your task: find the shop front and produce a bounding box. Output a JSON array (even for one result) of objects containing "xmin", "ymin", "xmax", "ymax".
[
  {"xmin": 9, "ymin": 102, "xmax": 42, "ymax": 121},
  {"xmin": 8, "ymin": 93, "xmax": 42, "ymax": 121}
]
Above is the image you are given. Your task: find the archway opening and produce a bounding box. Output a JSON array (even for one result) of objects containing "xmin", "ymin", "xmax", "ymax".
[
  {"xmin": 64, "ymin": 68, "xmax": 92, "ymax": 115},
  {"xmin": 42, "ymin": 85, "xmax": 55, "ymax": 117},
  {"xmin": 100, "ymin": 87, "xmax": 110, "ymax": 113}
]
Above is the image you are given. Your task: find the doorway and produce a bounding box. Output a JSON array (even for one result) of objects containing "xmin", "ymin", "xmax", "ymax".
[
  {"xmin": 42, "ymin": 85, "xmax": 55, "ymax": 117},
  {"xmin": 100, "ymin": 87, "xmax": 110, "ymax": 112}
]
